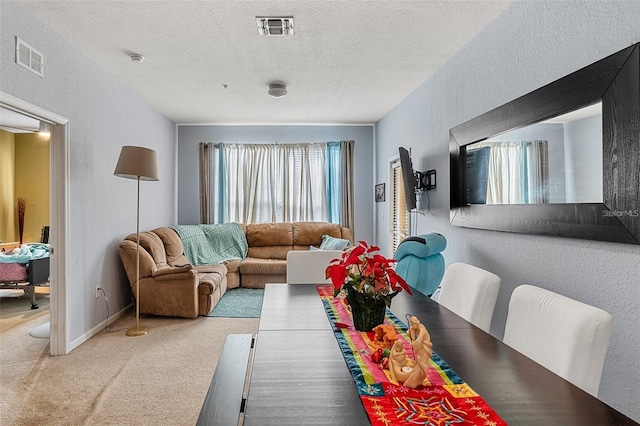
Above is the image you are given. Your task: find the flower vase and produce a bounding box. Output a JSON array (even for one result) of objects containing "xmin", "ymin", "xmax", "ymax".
[
  {"xmin": 345, "ymin": 287, "xmax": 389, "ymax": 332},
  {"xmin": 17, "ymin": 198, "xmax": 26, "ymax": 245}
]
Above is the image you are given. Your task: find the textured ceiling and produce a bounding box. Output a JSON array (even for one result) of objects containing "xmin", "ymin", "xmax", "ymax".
[{"xmin": 21, "ymin": 1, "xmax": 512, "ymax": 125}]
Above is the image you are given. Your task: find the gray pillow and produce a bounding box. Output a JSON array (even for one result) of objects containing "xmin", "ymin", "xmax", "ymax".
[{"xmin": 319, "ymin": 235, "xmax": 350, "ymax": 251}]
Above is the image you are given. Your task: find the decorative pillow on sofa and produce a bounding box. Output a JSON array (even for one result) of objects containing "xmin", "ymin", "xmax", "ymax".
[{"xmin": 319, "ymin": 235, "xmax": 351, "ymax": 251}]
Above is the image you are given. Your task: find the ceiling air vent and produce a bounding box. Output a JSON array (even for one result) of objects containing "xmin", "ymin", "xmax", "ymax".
[
  {"xmin": 256, "ymin": 16, "xmax": 293, "ymax": 36},
  {"xmin": 16, "ymin": 37, "xmax": 43, "ymax": 77}
]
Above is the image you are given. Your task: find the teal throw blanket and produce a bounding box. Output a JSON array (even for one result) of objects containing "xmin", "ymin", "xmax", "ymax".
[
  {"xmin": 0, "ymin": 243, "xmax": 50, "ymax": 264},
  {"xmin": 172, "ymin": 223, "xmax": 248, "ymax": 266}
]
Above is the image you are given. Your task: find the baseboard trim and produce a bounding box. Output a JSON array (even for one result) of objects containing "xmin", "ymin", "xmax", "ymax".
[{"xmin": 69, "ymin": 304, "xmax": 131, "ymax": 352}]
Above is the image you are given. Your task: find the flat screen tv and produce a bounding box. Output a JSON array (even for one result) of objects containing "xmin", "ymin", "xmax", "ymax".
[{"xmin": 398, "ymin": 147, "xmax": 417, "ymax": 211}]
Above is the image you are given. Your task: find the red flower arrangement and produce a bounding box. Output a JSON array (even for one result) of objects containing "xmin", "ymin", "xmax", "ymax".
[{"xmin": 325, "ymin": 241, "xmax": 412, "ymax": 308}]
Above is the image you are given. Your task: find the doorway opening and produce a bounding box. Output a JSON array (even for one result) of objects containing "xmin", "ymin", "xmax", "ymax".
[{"xmin": 1, "ymin": 92, "xmax": 69, "ymax": 355}]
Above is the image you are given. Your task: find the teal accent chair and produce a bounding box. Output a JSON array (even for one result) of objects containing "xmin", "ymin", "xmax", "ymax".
[{"xmin": 393, "ymin": 233, "xmax": 446, "ymax": 296}]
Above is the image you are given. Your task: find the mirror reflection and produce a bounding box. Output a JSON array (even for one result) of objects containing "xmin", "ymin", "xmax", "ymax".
[{"xmin": 466, "ymin": 102, "xmax": 602, "ymax": 205}]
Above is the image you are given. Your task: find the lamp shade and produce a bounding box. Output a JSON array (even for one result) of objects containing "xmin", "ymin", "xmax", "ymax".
[{"xmin": 114, "ymin": 146, "xmax": 159, "ymax": 181}]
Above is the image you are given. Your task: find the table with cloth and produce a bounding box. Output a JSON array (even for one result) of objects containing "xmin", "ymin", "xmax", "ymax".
[
  {"xmin": 242, "ymin": 284, "xmax": 637, "ymax": 425},
  {"xmin": 317, "ymin": 285, "xmax": 505, "ymax": 425}
]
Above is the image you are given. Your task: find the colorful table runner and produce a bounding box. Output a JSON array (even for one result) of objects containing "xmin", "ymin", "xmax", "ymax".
[{"xmin": 317, "ymin": 285, "xmax": 507, "ymax": 426}]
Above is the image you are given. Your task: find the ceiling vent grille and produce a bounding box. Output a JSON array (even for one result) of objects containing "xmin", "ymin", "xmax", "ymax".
[
  {"xmin": 256, "ymin": 16, "xmax": 293, "ymax": 36},
  {"xmin": 16, "ymin": 37, "xmax": 43, "ymax": 77}
]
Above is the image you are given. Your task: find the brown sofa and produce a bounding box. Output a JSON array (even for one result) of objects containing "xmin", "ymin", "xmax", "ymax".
[
  {"xmin": 232, "ymin": 222, "xmax": 353, "ymax": 288},
  {"xmin": 118, "ymin": 222, "xmax": 352, "ymax": 318}
]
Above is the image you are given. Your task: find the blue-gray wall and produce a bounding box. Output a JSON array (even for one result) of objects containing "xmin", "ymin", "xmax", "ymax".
[
  {"xmin": 1, "ymin": 3, "xmax": 177, "ymax": 348},
  {"xmin": 565, "ymin": 115, "xmax": 603, "ymax": 202},
  {"xmin": 177, "ymin": 125, "xmax": 374, "ymax": 242},
  {"xmin": 375, "ymin": 0, "xmax": 640, "ymax": 419}
]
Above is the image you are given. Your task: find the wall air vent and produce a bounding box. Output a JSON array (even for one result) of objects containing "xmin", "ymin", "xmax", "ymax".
[
  {"xmin": 256, "ymin": 16, "xmax": 294, "ymax": 36},
  {"xmin": 16, "ymin": 37, "xmax": 44, "ymax": 77}
]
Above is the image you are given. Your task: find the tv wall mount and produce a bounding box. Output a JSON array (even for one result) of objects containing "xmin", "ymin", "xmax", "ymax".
[{"xmin": 415, "ymin": 169, "xmax": 436, "ymax": 191}]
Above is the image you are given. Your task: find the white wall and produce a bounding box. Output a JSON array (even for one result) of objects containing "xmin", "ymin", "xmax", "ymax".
[
  {"xmin": 375, "ymin": 0, "xmax": 640, "ymax": 420},
  {"xmin": 564, "ymin": 114, "xmax": 603, "ymax": 202},
  {"xmin": 177, "ymin": 125, "xmax": 374, "ymax": 243},
  {"xmin": 1, "ymin": 3, "xmax": 177, "ymax": 347}
]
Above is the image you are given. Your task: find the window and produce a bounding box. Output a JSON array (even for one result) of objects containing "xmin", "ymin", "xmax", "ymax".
[
  {"xmin": 467, "ymin": 140, "xmax": 549, "ymax": 205},
  {"xmin": 223, "ymin": 143, "xmax": 327, "ymax": 223},
  {"xmin": 390, "ymin": 158, "xmax": 410, "ymax": 256},
  {"xmin": 200, "ymin": 141, "xmax": 353, "ymax": 226}
]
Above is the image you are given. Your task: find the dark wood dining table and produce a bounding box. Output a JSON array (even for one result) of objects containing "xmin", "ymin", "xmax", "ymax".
[{"xmin": 242, "ymin": 284, "xmax": 638, "ymax": 425}]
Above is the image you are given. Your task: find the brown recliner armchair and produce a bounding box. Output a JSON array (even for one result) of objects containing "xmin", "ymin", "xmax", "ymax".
[{"xmin": 118, "ymin": 227, "xmax": 227, "ymax": 318}]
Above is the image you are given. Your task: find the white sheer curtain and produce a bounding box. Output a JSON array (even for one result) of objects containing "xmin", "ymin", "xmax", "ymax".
[
  {"xmin": 473, "ymin": 140, "xmax": 549, "ymax": 204},
  {"xmin": 485, "ymin": 141, "xmax": 524, "ymax": 204},
  {"xmin": 223, "ymin": 143, "xmax": 328, "ymax": 224}
]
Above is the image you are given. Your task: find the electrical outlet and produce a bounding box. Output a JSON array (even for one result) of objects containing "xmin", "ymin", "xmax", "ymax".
[{"xmin": 95, "ymin": 286, "xmax": 101, "ymax": 299}]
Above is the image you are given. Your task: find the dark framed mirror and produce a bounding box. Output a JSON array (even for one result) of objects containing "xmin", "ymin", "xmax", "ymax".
[{"xmin": 450, "ymin": 43, "xmax": 639, "ymax": 244}]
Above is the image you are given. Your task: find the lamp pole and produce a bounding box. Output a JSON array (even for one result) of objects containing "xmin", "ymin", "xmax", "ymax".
[{"xmin": 126, "ymin": 176, "xmax": 147, "ymax": 336}]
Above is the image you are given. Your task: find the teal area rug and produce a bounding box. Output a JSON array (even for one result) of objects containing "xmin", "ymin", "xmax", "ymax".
[{"xmin": 207, "ymin": 288, "xmax": 264, "ymax": 318}]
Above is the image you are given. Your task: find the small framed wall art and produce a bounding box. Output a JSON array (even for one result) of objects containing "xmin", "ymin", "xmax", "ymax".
[{"xmin": 375, "ymin": 183, "xmax": 385, "ymax": 202}]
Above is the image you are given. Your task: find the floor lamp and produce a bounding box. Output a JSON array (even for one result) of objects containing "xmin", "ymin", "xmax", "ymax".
[{"xmin": 114, "ymin": 146, "xmax": 158, "ymax": 336}]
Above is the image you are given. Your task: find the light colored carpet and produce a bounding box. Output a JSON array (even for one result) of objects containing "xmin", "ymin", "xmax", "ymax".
[
  {"xmin": 0, "ymin": 286, "xmax": 50, "ymax": 333},
  {"xmin": 0, "ymin": 309, "xmax": 259, "ymax": 426}
]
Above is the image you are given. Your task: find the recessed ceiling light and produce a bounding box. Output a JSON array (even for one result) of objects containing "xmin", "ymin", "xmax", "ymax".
[
  {"xmin": 130, "ymin": 54, "xmax": 144, "ymax": 63},
  {"xmin": 268, "ymin": 83, "xmax": 287, "ymax": 98}
]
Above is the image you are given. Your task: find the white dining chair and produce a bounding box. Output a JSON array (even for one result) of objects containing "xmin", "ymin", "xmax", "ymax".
[
  {"xmin": 436, "ymin": 262, "xmax": 501, "ymax": 333},
  {"xmin": 286, "ymin": 250, "xmax": 344, "ymax": 284},
  {"xmin": 503, "ymin": 284, "xmax": 613, "ymax": 396}
]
